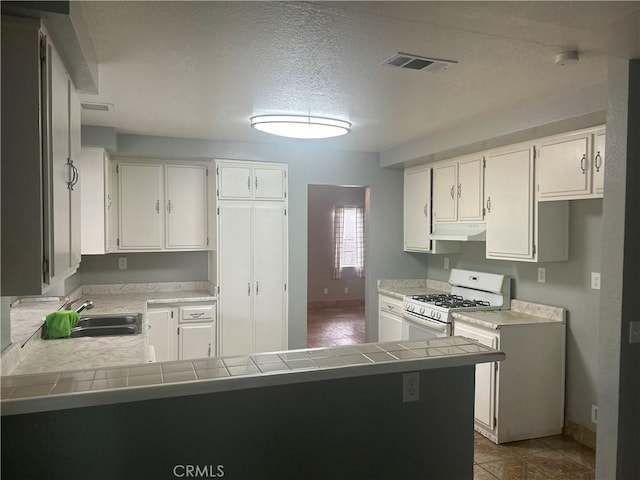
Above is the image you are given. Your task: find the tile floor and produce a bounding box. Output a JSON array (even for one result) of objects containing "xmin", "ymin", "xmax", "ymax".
[
  {"xmin": 473, "ymin": 432, "xmax": 595, "ymax": 480},
  {"xmin": 307, "ymin": 303, "xmax": 366, "ymax": 347}
]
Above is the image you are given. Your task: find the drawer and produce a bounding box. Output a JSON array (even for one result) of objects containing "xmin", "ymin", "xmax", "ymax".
[
  {"xmin": 379, "ymin": 295, "xmax": 403, "ymax": 316},
  {"xmin": 179, "ymin": 305, "xmax": 215, "ymax": 322}
]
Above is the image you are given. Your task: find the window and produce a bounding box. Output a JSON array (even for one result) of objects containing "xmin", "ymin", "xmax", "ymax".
[{"xmin": 333, "ymin": 206, "xmax": 365, "ymax": 279}]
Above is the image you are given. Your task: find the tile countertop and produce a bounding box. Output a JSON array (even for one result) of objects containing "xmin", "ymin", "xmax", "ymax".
[
  {"xmin": 377, "ymin": 279, "xmax": 450, "ymax": 299},
  {"xmin": 0, "ymin": 337, "xmax": 505, "ymax": 416},
  {"xmin": 5, "ymin": 285, "xmax": 217, "ymax": 376},
  {"xmin": 452, "ymin": 299, "xmax": 565, "ymax": 329}
]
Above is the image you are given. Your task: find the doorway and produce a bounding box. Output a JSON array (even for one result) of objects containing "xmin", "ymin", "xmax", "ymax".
[{"xmin": 307, "ymin": 185, "xmax": 368, "ymax": 347}]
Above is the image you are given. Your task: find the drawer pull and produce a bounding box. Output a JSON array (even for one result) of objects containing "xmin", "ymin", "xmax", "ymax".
[{"xmin": 189, "ymin": 312, "xmax": 205, "ymax": 318}]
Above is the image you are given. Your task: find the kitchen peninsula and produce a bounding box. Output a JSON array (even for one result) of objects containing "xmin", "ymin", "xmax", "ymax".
[{"xmin": 1, "ymin": 337, "xmax": 504, "ymax": 480}]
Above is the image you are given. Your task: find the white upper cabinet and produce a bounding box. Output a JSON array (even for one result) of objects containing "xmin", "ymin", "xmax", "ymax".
[
  {"xmin": 432, "ymin": 155, "xmax": 484, "ymax": 223},
  {"xmin": 537, "ymin": 127, "xmax": 605, "ymax": 201},
  {"xmin": 404, "ymin": 165, "xmax": 432, "ymax": 252},
  {"xmin": 1, "ymin": 16, "xmax": 83, "ymax": 295},
  {"xmin": 117, "ymin": 160, "xmax": 212, "ymax": 252},
  {"xmin": 593, "ymin": 129, "xmax": 606, "ymax": 195},
  {"xmin": 403, "ymin": 165, "xmax": 461, "ymax": 254},
  {"xmin": 81, "ymin": 148, "xmax": 118, "ymax": 255},
  {"xmin": 165, "ymin": 165, "xmax": 208, "ymax": 249},
  {"xmin": 485, "ymin": 143, "xmax": 568, "ymax": 262},
  {"xmin": 119, "ymin": 163, "xmax": 165, "ymax": 250},
  {"xmin": 217, "ymin": 162, "xmax": 286, "ymax": 201}
]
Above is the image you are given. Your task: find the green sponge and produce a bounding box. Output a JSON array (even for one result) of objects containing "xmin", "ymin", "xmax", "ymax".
[{"xmin": 45, "ymin": 310, "xmax": 80, "ymax": 338}]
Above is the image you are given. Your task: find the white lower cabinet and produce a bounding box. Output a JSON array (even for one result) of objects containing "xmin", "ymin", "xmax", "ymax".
[
  {"xmin": 378, "ymin": 294, "xmax": 403, "ymax": 342},
  {"xmin": 454, "ymin": 318, "xmax": 566, "ymax": 444},
  {"xmin": 146, "ymin": 302, "xmax": 216, "ymax": 362}
]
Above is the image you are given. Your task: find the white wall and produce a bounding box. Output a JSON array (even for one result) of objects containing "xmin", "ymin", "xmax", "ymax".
[{"xmin": 307, "ymin": 185, "xmax": 366, "ymax": 303}]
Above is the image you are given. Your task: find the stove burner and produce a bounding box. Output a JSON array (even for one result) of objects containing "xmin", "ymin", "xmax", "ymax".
[{"xmin": 408, "ymin": 294, "xmax": 491, "ymax": 309}]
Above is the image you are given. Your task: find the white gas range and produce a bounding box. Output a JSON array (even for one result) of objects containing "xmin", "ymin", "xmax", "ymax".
[{"xmin": 402, "ymin": 269, "xmax": 511, "ymax": 340}]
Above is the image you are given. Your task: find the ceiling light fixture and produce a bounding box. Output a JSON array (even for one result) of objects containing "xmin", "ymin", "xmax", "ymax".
[{"xmin": 250, "ymin": 115, "xmax": 351, "ymax": 139}]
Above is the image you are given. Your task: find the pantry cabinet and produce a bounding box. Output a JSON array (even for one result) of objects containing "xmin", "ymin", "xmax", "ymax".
[
  {"xmin": 403, "ymin": 165, "xmax": 460, "ymax": 254},
  {"xmin": 1, "ymin": 17, "xmax": 82, "ymax": 295},
  {"xmin": 484, "ymin": 143, "xmax": 568, "ymax": 262},
  {"xmin": 454, "ymin": 316, "xmax": 565, "ymax": 444},
  {"xmin": 81, "ymin": 148, "xmax": 118, "ymax": 255},
  {"xmin": 432, "ymin": 155, "xmax": 484, "ymax": 223},
  {"xmin": 147, "ymin": 302, "xmax": 216, "ymax": 362},
  {"xmin": 216, "ymin": 160, "xmax": 288, "ymax": 356},
  {"xmin": 536, "ymin": 127, "xmax": 605, "ymax": 201},
  {"xmin": 117, "ymin": 161, "xmax": 211, "ymax": 251},
  {"xmin": 378, "ymin": 294, "xmax": 403, "ymax": 342}
]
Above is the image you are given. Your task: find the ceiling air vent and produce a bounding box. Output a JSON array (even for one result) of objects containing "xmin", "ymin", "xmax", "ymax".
[
  {"xmin": 81, "ymin": 102, "xmax": 111, "ymax": 112},
  {"xmin": 381, "ymin": 53, "xmax": 457, "ymax": 73}
]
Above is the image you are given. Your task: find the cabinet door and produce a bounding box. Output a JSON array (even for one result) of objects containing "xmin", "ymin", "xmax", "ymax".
[
  {"xmin": 119, "ymin": 163, "xmax": 164, "ymax": 249},
  {"xmin": 457, "ymin": 157, "xmax": 484, "ymax": 222},
  {"xmin": 485, "ymin": 146, "xmax": 535, "ymax": 260},
  {"xmin": 378, "ymin": 310, "xmax": 403, "ymax": 342},
  {"xmin": 254, "ymin": 166, "xmax": 286, "ymax": 200},
  {"xmin": 253, "ymin": 204, "xmax": 287, "ymax": 353},
  {"xmin": 593, "ymin": 131, "xmax": 605, "ymax": 195},
  {"xmin": 218, "ymin": 164, "xmax": 252, "ymax": 200},
  {"xmin": 106, "ymin": 157, "xmax": 119, "ymax": 252},
  {"xmin": 69, "ymin": 83, "xmax": 82, "ymax": 269},
  {"xmin": 80, "ymin": 149, "xmax": 106, "ymax": 254},
  {"xmin": 403, "ymin": 166, "xmax": 431, "ymax": 252},
  {"xmin": 219, "ymin": 204, "xmax": 254, "ymax": 355},
  {"xmin": 179, "ymin": 324, "xmax": 214, "ymax": 360},
  {"xmin": 166, "ymin": 165, "xmax": 208, "ymax": 249},
  {"xmin": 432, "ymin": 163, "xmax": 457, "ymax": 222},
  {"xmin": 46, "ymin": 42, "xmax": 72, "ymax": 285},
  {"xmin": 147, "ymin": 309, "xmax": 176, "ymax": 362},
  {"xmin": 537, "ymin": 134, "xmax": 590, "ymax": 199},
  {"xmin": 455, "ymin": 322, "xmax": 498, "ymax": 430}
]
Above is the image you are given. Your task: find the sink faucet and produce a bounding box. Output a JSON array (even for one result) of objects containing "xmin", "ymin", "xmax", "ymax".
[{"xmin": 60, "ymin": 298, "xmax": 95, "ymax": 313}]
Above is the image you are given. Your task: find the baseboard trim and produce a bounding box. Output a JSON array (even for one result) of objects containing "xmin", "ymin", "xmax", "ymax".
[
  {"xmin": 308, "ymin": 299, "xmax": 365, "ymax": 310},
  {"xmin": 563, "ymin": 419, "xmax": 596, "ymax": 450}
]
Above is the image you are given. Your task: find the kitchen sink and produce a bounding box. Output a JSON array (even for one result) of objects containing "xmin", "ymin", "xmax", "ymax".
[{"xmin": 42, "ymin": 313, "xmax": 142, "ymax": 339}]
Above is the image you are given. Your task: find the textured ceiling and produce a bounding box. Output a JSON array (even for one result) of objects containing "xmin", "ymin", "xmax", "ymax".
[{"xmin": 78, "ymin": 1, "xmax": 640, "ymax": 153}]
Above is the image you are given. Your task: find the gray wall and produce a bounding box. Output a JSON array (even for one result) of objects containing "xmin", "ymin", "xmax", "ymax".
[
  {"xmin": 596, "ymin": 59, "xmax": 640, "ymax": 480},
  {"xmin": 427, "ymin": 199, "xmax": 603, "ymax": 433},
  {"xmin": 78, "ymin": 252, "xmax": 209, "ymax": 285},
  {"xmin": 308, "ymin": 185, "xmax": 366, "ymax": 303},
  {"xmin": 108, "ymin": 132, "xmax": 429, "ymax": 348}
]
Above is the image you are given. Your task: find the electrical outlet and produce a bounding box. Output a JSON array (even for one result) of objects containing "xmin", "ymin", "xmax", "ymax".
[
  {"xmin": 344, "ymin": 287, "xmax": 349, "ymax": 294},
  {"xmin": 444, "ymin": 257, "xmax": 450, "ymax": 270},
  {"xmin": 538, "ymin": 267, "xmax": 546, "ymax": 283},
  {"xmin": 118, "ymin": 257, "xmax": 127, "ymax": 270},
  {"xmin": 591, "ymin": 405, "xmax": 598, "ymax": 424},
  {"xmin": 591, "ymin": 272, "xmax": 601, "ymax": 290},
  {"xmin": 403, "ymin": 372, "xmax": 420, "ymax": 402},
  {"xmin": 323, "ymin": 288, "xmax": 328, "ymax": 295}
]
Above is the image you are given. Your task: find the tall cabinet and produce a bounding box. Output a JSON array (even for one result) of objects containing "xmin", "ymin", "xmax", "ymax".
[
  {"xmin": 216, "ymin": 160, "xmax": 288, "ymax": 356},
  {"xmin": 1, "ymin": 16, "xmax": 81, "ymax": 295}
]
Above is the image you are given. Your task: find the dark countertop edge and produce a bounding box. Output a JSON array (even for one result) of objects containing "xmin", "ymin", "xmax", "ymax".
[{"xmin": 1, "ymin": 350, "xmax": 504, "ymax": 416}]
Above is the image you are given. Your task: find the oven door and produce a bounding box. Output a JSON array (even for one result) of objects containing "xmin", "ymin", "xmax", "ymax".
[{"xmin": 402, "ymin": 313, "xmax": 451, "ymax": 340}]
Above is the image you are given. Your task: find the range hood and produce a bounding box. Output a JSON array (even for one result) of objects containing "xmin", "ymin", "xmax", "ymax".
[{"xmin": 428, "ymin": 223, "xmax": 486, "ymax": 242}]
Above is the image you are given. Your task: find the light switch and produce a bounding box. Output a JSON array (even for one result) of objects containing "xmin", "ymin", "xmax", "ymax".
[
  {"xmin": 118, "ymin": 257, "xmax": 128, "ymax": 270},
  {"xmin": 537, "ymin": 268, "xmax": 546, "ymax": 283},
  {"xmin": 591, "ymin": 272, "xmax": 601, "ymax": 290}
]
